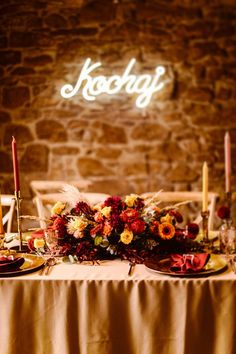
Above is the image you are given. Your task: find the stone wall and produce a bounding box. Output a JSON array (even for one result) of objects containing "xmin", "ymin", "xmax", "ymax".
[{"xmin": 0, "ymin": 0, "xmax": 236, "ymax": 221}]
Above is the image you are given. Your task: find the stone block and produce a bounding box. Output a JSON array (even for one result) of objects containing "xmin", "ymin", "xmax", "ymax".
[
  {"xmin": 20, "ymin": 144, "xmax": 49, "ymax": 172},
  {"xmin": 0, "ymin": 111, "xmax": 11, "ymax": 123},
  {"xmin": 131, "ymin": 123, "xmax": 168, "ymax": 141},
  {"xmin": 44, "ymin": 14, "xmax": 67, "ymax": 28},
  {"xmin": 77, "ymin": 157, "xmax": 112, "ymax": 177},
  {"xmin": 3, "ymin": 124, "xmax": 33, "ymax": 145},
  {"xmin": 2, "ymin": 86, "xmax": 30, "ymax": 109},
  {"xmin": 24, "ymin": 54, "xmax": 53, "ymax": 66},
  {"xmin": 0, "ymin": 51, "xmax": 21, "ymax": 65},
  {"xmin": 97, "ymin": 123, "xmax": 127, "ymax": 144},
  {"xmin": 10, "ymin": 32, "xmax": 37, "ymax": 47},
  {"xmin": 36, "ymin": 120, "xmax": 67, "ymax": 142},
  {"xmin": 0, "ymin": 151, "xmax": 12, "ymax": 172}
]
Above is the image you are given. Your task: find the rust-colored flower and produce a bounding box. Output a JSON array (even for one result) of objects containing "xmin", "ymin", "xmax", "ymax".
[
  {"xmin": 120, "ymin": 208, "xmax": 139, "ymax": 223},
  {"xmin": 150, "ymin": 221, "xmax": 159, "ymax": 236},
  {"xmin": 158, "ymin": 222, "xmax": 175, "ymax": 240},
  {"xmin": 130, "ymin": 219, "xmax": 145, "ymax": 234},
  {"xmin": 103, "ymin": 221, "xmax": 113, "ymax": 237}
]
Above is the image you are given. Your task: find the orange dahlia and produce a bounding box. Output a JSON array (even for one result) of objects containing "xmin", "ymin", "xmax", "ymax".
[{"xmin": 158, "ymin": 222, "xmax": 175, "ymax": 240}]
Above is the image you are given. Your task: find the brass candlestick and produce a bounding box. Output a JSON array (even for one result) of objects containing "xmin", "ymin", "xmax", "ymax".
[
  {"xmin": 15, "ymin": 191, "xmax": 23, "ymax": 252},
  {"xmin": 225, "ymin": 191, "xmax": 232, "ymax": 209},
  {"xmin": 0, "ymin": 231, "xmax": 5, "ymax": 250},
  {"xmin": 201, "ymin": 210, "xmax": 209, "ymax": 244}
]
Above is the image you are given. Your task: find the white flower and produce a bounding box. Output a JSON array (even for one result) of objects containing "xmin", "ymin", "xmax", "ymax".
[{"xmin": 67, "ymin": 217, "xmax": 88, "ymax": 235}]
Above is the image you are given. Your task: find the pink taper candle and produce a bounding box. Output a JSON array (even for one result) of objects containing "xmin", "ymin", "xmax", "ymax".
[
  {"xmin": 224, "ymin": 131, "xmax": 231, "ymax": 193},
  {"xmin": 0, "ymin": 195, "xmax": 4, "ymax": 235},
  {"xmin": 202, "ymin": 162, "xmax": 208, "ymax": 212},
  {"xmin": 12, "ymin": 136, "xmax": 20, "ymax": 192}
]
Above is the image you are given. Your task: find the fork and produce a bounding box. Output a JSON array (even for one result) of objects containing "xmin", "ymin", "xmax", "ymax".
[
  {"xmin": 39, "ymin": 257, "xmax": 56, "ymax": 276},
  {"xmin": 128, "ymin": 261, "xmax": 135, "ymax": 276}
]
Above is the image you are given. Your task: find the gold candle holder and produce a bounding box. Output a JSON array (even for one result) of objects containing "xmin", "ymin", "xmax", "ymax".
[
  {"xmin": 225, "ymin": 191, "xmax": 232, "ymax": 209},
  {"xmin": 0, "ymin": 231, "xmax": 5, "ymax": 250},
  {"xmin": 201, "ymin": 210, "xmax": 209, "ymax": 244},
  {"xmin": 15, "ymin": 191, "xmax": 23, "ymax": 252}
]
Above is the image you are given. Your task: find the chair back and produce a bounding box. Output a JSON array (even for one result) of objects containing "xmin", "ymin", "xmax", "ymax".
[
  {"xmin": 1, "ymin": 194, "xmax": 15, "ymax": 233},
  {"xmin": 141, "ymin": 191, "xmax": 219, "ymax": 230},
  {"xmin": 30, "ymin": 180, "xmax": 110, "ymax": 228}
]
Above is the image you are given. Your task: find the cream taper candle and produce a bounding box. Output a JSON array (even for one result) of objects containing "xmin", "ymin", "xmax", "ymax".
[{"xmin": 0, "ymin": 194, "xmax": 5, "ymax": 235}]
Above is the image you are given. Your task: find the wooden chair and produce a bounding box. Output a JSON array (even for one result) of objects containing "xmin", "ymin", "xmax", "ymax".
[
  {"xmin": 30, "ymin": 180, "xmax": 110, "ymax": 228},
  {"xmin": 141, "ymin": 191, "xmax": 220, "ymax": 230},
  {"xmin": 1, "ymin": 194, "xmax": 15, "ymax": 233}
]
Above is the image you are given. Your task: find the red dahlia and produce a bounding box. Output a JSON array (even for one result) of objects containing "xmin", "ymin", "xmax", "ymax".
[{"xmin": 217, "ymin": 206, "xmax": 230, "ymax": 220}]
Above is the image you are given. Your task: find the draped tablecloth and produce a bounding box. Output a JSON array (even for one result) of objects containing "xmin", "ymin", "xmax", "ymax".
[{"xmin": 0, "ymin": 258, "xmax": 235, "ymax": 354}]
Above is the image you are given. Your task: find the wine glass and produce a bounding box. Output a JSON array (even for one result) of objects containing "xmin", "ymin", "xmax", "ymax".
[{"xmin": 44, "ymin": 229, "xmax": 62, "ymax": 257}]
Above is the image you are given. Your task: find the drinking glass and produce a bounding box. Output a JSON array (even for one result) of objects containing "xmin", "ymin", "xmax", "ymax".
[
  {"xmin": 219, "ymin": 222, "xmax": 236, "ymax": 274},
  {"xmin": 44, "ymin": 230, "xmax": 62, "ymax": 256},
  {"xmin": 219, "ymin": 223, "xmax": 236, "ymax": 255}
]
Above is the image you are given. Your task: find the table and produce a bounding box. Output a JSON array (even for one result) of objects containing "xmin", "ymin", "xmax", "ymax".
[{"xmin": 0, "ymin": 257, "xmax": 235, "ymax": 354}]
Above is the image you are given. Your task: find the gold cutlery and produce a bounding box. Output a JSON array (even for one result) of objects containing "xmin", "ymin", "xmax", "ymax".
[{"xmin": 128, "ymin": 261, "xmax": 135, "ymax": 276}]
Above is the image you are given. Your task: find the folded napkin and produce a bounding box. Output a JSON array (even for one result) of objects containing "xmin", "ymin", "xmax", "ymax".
[
  {"xmin": 0, "ymin": 255, "xmax": 25, "ymax": 272},
  {"xmin": 170, "ymin": 253, "xmax": 210, "ymax": 273}
]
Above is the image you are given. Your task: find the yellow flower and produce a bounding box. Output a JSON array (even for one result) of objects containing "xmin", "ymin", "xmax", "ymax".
[
  {"xmin": 125, "ymin": 194, "xmax": 139, "ymax": 207},
  {"xmin": 158, "ymin": 222, "xmax": 175, "ymax": 240},
  {"xmin": 120, "ymin": 228, "xmax": 133, "ymax": 244},
  {"xmin": 101, "ymin": 206, "xmax": 111, "ymax": 219},
  {"xmin": 51, "ymin": 201, "xmax": 66, "ymax": 215},
  {"xmin": 160, "ymin": 213, "xmax": 172, "ymax": 224},
  {"xmin": 33, "ymin": 238, "xmax": 45, "ymax": 249},
  {"xmin": 67, "ymin": 217, "xmax": 88, "ymax": 235}
]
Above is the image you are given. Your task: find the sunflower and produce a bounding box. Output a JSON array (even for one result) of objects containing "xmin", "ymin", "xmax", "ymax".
[{"xmin": 158, "ymin": 222, "xmax": 175, "ymax": 240}]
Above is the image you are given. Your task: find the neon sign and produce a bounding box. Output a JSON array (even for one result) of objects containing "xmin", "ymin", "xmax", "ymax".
[{"xmin": 60, "ymin": 58, "xmax": 170, "ymax": 108}]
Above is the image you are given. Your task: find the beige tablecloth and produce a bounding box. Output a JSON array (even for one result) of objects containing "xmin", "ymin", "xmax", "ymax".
[{"xmin": 0, "ymin": 258, "xmax": 235, "ymax": 354}]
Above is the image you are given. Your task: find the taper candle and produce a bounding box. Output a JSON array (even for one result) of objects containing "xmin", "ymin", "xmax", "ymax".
[
  {"xmin": 224, "ymin": 131, "xmax": 231, "ymax": 193},
  {"xmin": 202, "ymin": 162, "xmax": 208, "ymax": 212},
  {"xmin": 12, "ymin": 136, "xmax": 20, "ymax": 192},
  {"xmin": 0, "ymin": 194, "xmax": 4, "ymax": 235}
]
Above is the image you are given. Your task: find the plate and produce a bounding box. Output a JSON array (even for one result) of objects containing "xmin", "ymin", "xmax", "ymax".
[
  {"xmin": 145, "ymin": 254, "xmax": 227, "ymax": 277},
  {"xmin": 0, "ymin": 253, "xmax": 45, "ymax": 277}
]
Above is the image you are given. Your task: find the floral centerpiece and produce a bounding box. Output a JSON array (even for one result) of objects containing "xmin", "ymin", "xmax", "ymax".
[{"xmin": 30, "ymin": 191, "xmax": 202, "ymax": 263}]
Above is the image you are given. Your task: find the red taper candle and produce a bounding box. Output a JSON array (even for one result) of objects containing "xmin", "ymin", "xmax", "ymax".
[{"xmin": 12, "ymin": 136, "xmax": 20, "ymax": 192}]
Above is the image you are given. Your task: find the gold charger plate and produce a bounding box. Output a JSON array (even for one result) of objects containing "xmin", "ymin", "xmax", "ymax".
[
  {"xmin": 0, "ymin": 253, "xmax": 44, "ymax": 277},
  {"xmin": 145, "ymin": 254, "xmax": 227, "ymax": 277}
]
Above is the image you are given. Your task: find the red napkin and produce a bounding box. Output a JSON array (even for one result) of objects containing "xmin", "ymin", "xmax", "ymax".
[
  {"xmin": 170, "ymin": 253, "xmax": 210, "ymax": 273},
  {"xmin": 0, "ymin": 255, "xmax": 25, "ymax": 271}
]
